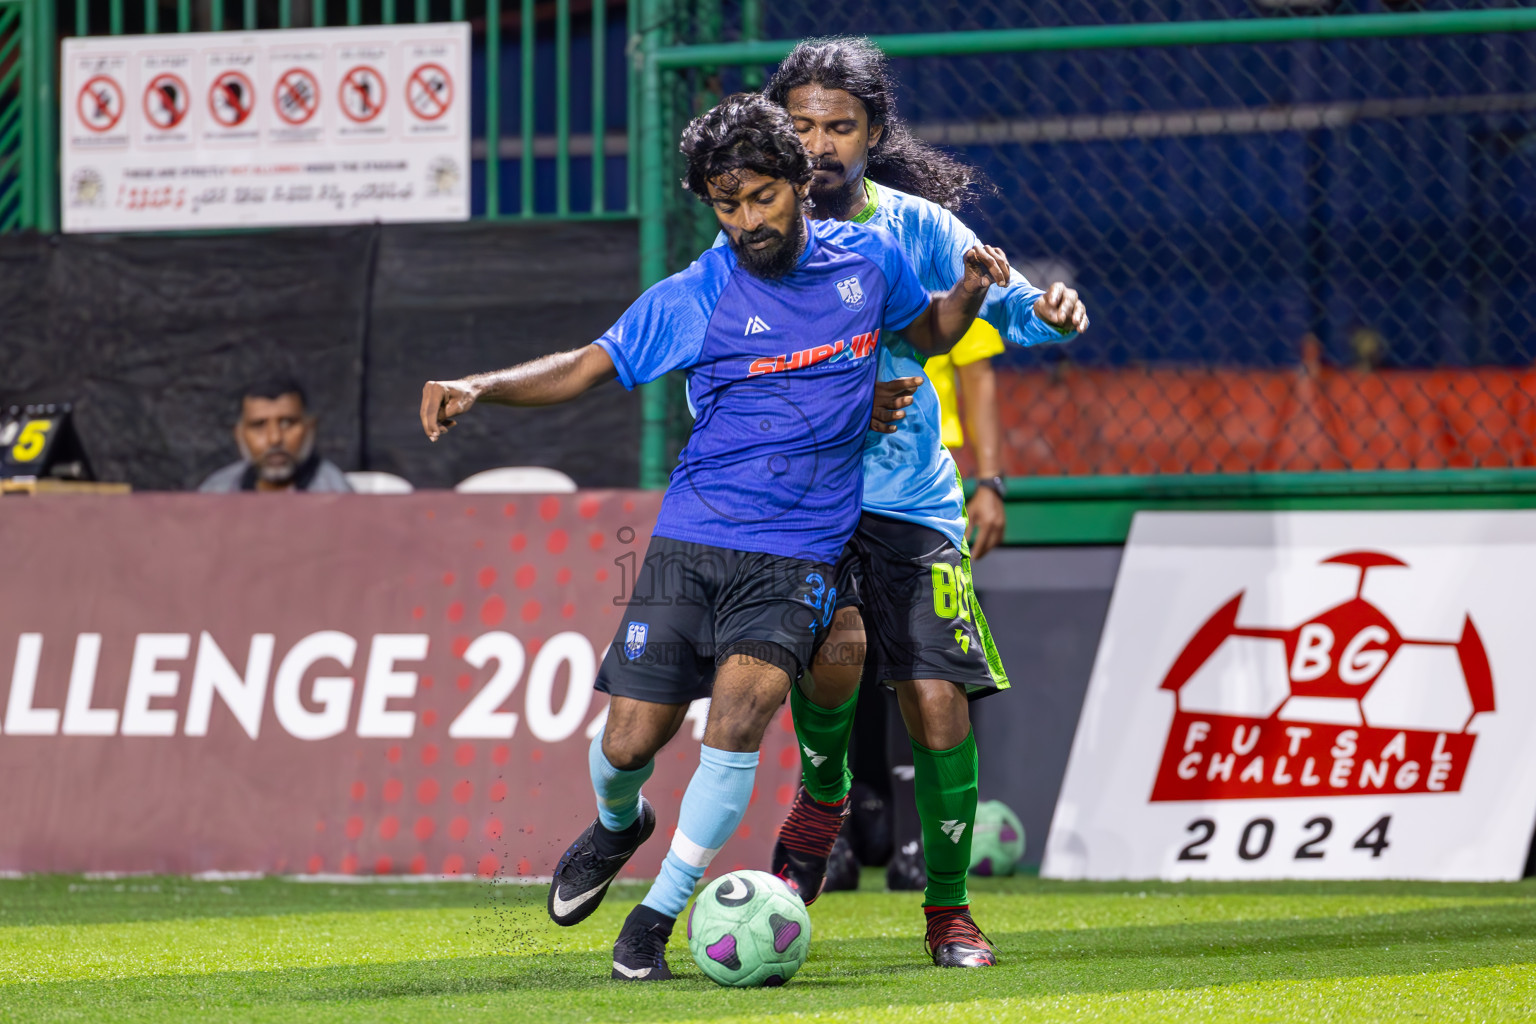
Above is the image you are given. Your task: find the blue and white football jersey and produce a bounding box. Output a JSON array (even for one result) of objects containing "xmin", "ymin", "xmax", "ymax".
[{"xmin": 597, "ymin": 216, "xmax": 931, "ymax": 563}]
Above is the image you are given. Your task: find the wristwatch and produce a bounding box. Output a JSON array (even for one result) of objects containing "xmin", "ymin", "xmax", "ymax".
[{"xmin": 976, "ymin": 475, "xmax": 1007, "ymax": 499}]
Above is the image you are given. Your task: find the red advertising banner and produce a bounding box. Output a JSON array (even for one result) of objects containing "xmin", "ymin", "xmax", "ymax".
[{"xmin": 0, "ymin": 492, "xmax": 800, "ymax": 879}]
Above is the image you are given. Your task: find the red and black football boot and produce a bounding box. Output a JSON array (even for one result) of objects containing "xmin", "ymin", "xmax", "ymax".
[
  {"xmin": 923, "ymin": 905, "xmax": 998, "ymax": 968},
  {"xmin": 770, "ymin": 786, "xmax": 851, "ymax": 906}
]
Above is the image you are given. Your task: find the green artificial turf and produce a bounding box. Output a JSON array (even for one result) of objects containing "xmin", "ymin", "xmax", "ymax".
[{"xmin": 1, "ymin": 871, "xmax": 1534, "ymax": 1022}]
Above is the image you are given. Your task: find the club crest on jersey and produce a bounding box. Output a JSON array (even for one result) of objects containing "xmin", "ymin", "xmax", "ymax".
[
  {"xmin": 835, "ymin": 275, "xmax": 865, "ymax": 310},
  {"xmin": 624, "ymin": 622, "xmax": 648, "ymax": 659}
]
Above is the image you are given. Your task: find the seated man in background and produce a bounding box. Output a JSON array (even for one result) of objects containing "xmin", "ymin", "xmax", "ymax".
[{"xmin": 199, "ymin": 377, "xmax": 351, "ymax": 493}]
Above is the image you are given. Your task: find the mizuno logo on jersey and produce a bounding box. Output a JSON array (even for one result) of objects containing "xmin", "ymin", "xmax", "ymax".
[
  {"xmin": 747, "ymin": 330, "xmax": 879, "ymax": 376},
  {"xmin": 941, "ymin": 819, "xmax": 967, "ymax": 844},
  {"xmin": 744, "ymin": 315, "xmax": 772, "ymax": 335}
]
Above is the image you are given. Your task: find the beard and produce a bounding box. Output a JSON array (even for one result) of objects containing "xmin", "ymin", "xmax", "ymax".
[
  {"xmin": 238, "ymin": 429, "xmax": 316, "ymax": 486},
  {"xmin": 729, "ymin": 213, "xmax": 807, "ymax": 281},
  {"xmin": 808, "ymin": 156, "xmax": 863, "ymax": 220}
]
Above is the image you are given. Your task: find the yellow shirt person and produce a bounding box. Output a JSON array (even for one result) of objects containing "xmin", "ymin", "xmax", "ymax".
[{"xmin": 925, "ymin": 319, "xmax": 1005, "ymax": 449}]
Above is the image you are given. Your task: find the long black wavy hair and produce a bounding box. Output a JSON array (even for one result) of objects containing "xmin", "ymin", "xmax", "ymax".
[
  {"xmin": 679, "ymin": 92, "xmax": 813, "ymax": 202},
  {"xmin": 765, "ymin": 37, "xmax": 989, "ymax": 212}
]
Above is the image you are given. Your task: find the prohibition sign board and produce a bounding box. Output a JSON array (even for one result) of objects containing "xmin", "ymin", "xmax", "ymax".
[
  {"xmin": 406, "ymin": 62, "xmax": 453, "ymax": 121},
  {"xmin": 77, "ymin": 75, "xmax": 124, "ymax": 133},
  {"xmin": 339, "ymin": 65, "xmax": 386, "ymax": 123},
  {"xmin": 273, "ymin": 68, "xmax": 320, "ymax": 126},
  {"xmin": 208, "ymin": 70, "xmax": 256, "ymax": 128},
  {"xmin": 143, "ymin": 73, "xmax": 190, "ymax": 130}
]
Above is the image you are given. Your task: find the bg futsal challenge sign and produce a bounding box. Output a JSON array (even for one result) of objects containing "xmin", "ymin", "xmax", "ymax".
[{"xmin": 1043, "ymin": 511, "xmax": 1536, "ymax": 882}]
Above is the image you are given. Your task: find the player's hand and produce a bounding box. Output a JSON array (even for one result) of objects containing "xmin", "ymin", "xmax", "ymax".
[
  {"xmin": 1035, "ymin": 282, "xmax": 1089, "ymax": 334},
  {"xmin": 966, "ymin": 485, "xmax": 1006, "ymax": 560},
  {"xmin": 960, "ymin": 245, "xmax": 1011, "ymax": 298},
  {"xmin": 420, "ymin": 379, "xmax": 479, "ymax": 441},
  {"xmin": 869, "ymin": 376, "xmax": 924, "ymax": 434}
]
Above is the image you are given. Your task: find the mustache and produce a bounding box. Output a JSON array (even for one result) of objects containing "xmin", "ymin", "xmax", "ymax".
[
  {"xmin": 812, "ymin": 156, "xmax": 844, "ymax": 174},
  {"xmin": 738, "ymin": 226, "xmax": 784, "ymax": 246}
]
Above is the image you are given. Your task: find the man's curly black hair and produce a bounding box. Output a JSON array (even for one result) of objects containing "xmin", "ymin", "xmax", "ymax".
[
  {"xmin": 679, "ymin": 92, "xmax": 813, "ymax": 203},
  {"xmin": 765, "ymin": 37, "xmax": 989, "ymax": 212}
]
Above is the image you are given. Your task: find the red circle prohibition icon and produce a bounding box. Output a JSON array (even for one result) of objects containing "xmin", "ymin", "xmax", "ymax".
[
  {"xmin": 339, "ymin": 65, "xmax": 386, "ymax": 123},
  {"xmin": 77, "ymin": 75, "xmax": 124, "ymax": 133},
  {"xmin": 143, "ymin": 73, "xmax": 189, "ymax": 130},
  {"xmin": 407, "ymin": 63, "xmax": 453, "ymax": 121},
  {"xmin": 273, "ymin": 68, "xmax": 320, "ymax": 126},
  {"xmin": 209, "ymin": 70, "xmax": 255, "ymax": 128}
]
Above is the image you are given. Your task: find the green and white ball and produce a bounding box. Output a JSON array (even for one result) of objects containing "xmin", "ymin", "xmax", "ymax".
[
  {"xmin": 968, "ymin": 800, "xmax": 1026, "ymax": 876},
  {"xmin": 686, "ymin": 870, "xmax": 811, "ymax": 987}
]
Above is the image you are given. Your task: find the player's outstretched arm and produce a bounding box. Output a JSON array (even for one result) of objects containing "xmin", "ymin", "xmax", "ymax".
[
  {"xmin": 419, "ymin": 343, "xmax": 619, "ymax": 442},
  {"xmin": 902, "ymin": 245, "xmax": 1011, "ymax": 356},
  {"xmin": 1033, "ymin": 282, "xmax": 1089, "ymax": 335}
]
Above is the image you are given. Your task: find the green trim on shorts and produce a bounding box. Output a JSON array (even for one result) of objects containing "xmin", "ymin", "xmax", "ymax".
[{"xmin": 952, "ymin": 465, "xmax": 1009, "ymax": 691}]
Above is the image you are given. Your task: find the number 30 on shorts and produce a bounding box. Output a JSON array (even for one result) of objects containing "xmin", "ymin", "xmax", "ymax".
[{"xmin": 930, "ymin": 562, "xmax": 973, "ymax": 622}]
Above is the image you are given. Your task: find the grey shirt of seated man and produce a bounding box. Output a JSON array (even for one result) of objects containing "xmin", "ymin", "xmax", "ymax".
[{"xmin": 199, "ymin": 378, "xmax": 353, "ymax": 494}]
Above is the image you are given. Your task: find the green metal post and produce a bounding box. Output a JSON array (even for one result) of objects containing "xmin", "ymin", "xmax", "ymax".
[
  {"xmin": 279, "ymin": 0, "xmax": 290, "ymax": 27},
  {"xmin": 415, "ymin": 0, "xmax": 425, "ymax": 22},
  {"xmin": 637, "ymin": 0, "xmax": 671, "ymax": 489},
  {"xmin": 313, "ymin": 0, "xmax": 324, "ymax": 26},
  {"xmin": 145, "ymin": 0, "xmax": 158, "ymax": 34},
  {"xmin": 32, "ymin": 0, "xmax": 56, "ymax": 232},
  {"xmin": 347, "ymin": 0, "xmax": 358, "ymax": 26},
  {"xmin": 383, "ymin": 0, "xmax": 395, "ymax": 23},
  {"xmin": 590, "ymin": 0, "xmax": 604, "ymax": 213},
  {"xmin": 110, "ymin": 0, "xmax": 121, "ymax": 35},
  {"xmin": 178, "ymin": 0, "xmax": 189, "ymax": 31},
  {"xmin": 741, "ymin": 0, "xmax": 762, "ymax": 88},
  {"xmin": 518, "ymin": 0, "xmax": 532, "ymax": 215},
  {"xmin": 74, "ymin": 0, "xmax": 85, "ymax": 34},
  {"xmin": 451, "ymin": 0, "xmax": 462, "ymax": 21},
  {"xmin": 210, "ymin": 0, "xmax": 222, "ymax": 31},
  {"xmin": 555, "ymin": 0, "xmax": 569, "ymax": 215},
  {"xmin": 244, "ymin": 0, "xmax": 255, "ymax": 29},
  {"xmin": 16, "ymin": 0, "xmax": 34, "ymax": 230},
  {"xmin": 625, "ymin": 0, "xmax": 636, "ymax": 214},
  {"xmin": 486, "ymin": 0, "xmax": 501, "ymax": 217}
]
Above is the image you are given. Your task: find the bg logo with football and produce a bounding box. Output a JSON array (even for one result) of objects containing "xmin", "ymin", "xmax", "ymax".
[{"xmin": 1150, "ymin": 551, "xmax": 1495, "ymax": 802}]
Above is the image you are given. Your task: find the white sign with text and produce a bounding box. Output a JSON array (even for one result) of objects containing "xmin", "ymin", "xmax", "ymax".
[
  {"xmin": 1042, "ymin": 511, "xmax": 1536, "ymax": 882},
  {"xmin": 62, "ymin": 24, "xmax": 469, "ymax": 232}
]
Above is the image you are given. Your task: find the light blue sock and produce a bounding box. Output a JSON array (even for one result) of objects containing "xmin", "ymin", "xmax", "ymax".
[
  {"xmin": 640, "ymin": 744, "xmax": 759, "ymax": 919},
  {"xmin": 590, "ymin": 730, "xmax": 654, "ymax": 832}
]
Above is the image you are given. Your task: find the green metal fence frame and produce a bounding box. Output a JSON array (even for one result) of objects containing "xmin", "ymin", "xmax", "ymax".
[
  {"xmin": 633, "ymin": 6, "xmax": 1536, "ymax": 538},
  {"xmin": 1, "ymin": 0, "xmax": 56, "ymax": 231}
]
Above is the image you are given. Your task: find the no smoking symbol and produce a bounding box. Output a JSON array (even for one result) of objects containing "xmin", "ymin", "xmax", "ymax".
[
  {"xmin": 274, "ymin": 68, "xmax": 320, "ymax": 126},
  {"xmin": 339, "ymin": 65, "xmax": 386, "ymax": 123},
  {"xmin": 209, "ymin": 70, "xmax": 255, "ymax": 128},
  {"xmin": 143, "ymin": 73, "xmax": 189, "ymax": 130},
  {"xmin": 407, "ymin": 63, "xmax": 453, "ymax": 121},
  {"xmin": 77, "ymin": 75, "xmax": 124, "ymax": 133}
]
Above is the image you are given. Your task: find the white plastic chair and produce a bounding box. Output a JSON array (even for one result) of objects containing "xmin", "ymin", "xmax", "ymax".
[
  {"xmin": 454, "ymin": 467, "xmax": 578, "ymax": 494},
  {"xmin": 345, "ymin": 471, "xmax": 415, "ymax": 494}
]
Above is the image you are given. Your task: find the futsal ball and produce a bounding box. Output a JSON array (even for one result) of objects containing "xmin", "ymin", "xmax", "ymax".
[
  {"xmin": 686, "ymin": 870, "xmax": 812, "ymax": 987},
  {"xmin": 968, "ymin": 800, "xmax": 1025, "ymax": 876}
]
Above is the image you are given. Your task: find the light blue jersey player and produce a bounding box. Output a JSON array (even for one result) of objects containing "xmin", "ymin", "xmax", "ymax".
[
  {"xmin": 760, "ymin": 39, "xmax": 1090, "ymax": 970},
  {"xmin": 420, "ymin": 93, "xmax": 1012, "ymax": 981}
]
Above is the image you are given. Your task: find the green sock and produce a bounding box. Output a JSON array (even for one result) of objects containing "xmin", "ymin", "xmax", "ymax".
[
  {"xmin": 789, "ymin": 682, "xmax": 857, "ymax": 805},
  {"xmin": 911, "ymin": 730, "xmax": 979, "ymax": 907}
]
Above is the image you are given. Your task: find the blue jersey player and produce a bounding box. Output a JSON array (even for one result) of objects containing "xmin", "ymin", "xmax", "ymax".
[
  {"xmin": 757, "ymin": 39, "xmax": 1090, "ymax": 969},
  {"xmin": 418, "ymin": 93, "xmax": 1011, "ymax": 980}
]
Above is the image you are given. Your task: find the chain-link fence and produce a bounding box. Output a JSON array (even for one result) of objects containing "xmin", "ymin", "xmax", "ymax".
[{"xmin": 650, "ymin": 1, "xmax": 1536, "ymax": 476}]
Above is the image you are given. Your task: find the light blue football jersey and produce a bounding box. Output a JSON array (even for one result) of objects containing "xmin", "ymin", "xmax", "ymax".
[
  {"xmin": 854, "ymin": 180, "xmax": 1083, "ymax": 550},
  {"xmin": 597, "ymin": 216, "xmax": 930, "ymax": 563}
]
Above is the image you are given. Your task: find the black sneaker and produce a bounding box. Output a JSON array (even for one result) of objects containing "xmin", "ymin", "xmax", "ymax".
[
  {"xmin": 547, "ymin": 797, "xmax": 656, "ymax": 927},
  {"xmin": 611, "ymin": 904, "xmax": 675, "ymax": 981},
  {"xmin": 886, "ymin": 839, "xmax": 926, "ymax": 892},
  {"xmin": 924, "ymin": 904, "xmax": 997, "ymax": 967},
  {"xmin": 823, "ymin": 834, "xmax": 861, "ymax": 893},
  {"xmin": 770, "ymin": 786, "xmax": 850, "ymax": 906}
]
